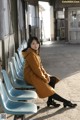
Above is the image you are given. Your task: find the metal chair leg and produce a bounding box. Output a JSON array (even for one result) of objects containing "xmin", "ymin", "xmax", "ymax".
[{"xmin": 14, "ymin": 115, "xmax": 24, "ymax": 120}]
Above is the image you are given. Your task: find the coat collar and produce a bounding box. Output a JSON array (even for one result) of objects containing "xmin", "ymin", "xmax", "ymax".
[{"xmin": 22, "ymin": 48, "xmax": 39, "ymax": 59}]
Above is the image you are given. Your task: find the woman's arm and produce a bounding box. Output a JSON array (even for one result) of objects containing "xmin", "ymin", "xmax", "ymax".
[{"xmin": 26, "ymin": 53, "xmax": 49, "ymax": 83}]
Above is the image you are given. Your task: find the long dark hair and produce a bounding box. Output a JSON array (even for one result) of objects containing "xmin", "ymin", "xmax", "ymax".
[{"xmin": 22, "ymin": 37, "xmax": 40, "ymax": 52}]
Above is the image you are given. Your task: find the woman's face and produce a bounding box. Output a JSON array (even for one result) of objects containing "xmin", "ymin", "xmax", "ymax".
[{"xmin": 31, "ymin": 40, "xmax": 39, "ymax": 51}]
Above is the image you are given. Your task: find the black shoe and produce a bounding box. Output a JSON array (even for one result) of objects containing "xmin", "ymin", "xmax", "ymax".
[
  {"xmin": 47, "ymin": 100, "xmax": 60, "ymax": 107},
  {"xmin": 63, "ymin": 101, "xmax": 77, "ymax": 108}
]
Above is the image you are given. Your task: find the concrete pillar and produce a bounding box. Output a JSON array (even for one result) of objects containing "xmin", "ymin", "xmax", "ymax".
[
  {"xmin": 50, "ymin": 6, "xmax": 54, "ymax": 41},
  {"xmin": 35, "ymin": 4, "xmax": 39, "ymax": 38},
  {"xmin": 65, "ymin": 7, "xmax": 68, "ymax": 42}
]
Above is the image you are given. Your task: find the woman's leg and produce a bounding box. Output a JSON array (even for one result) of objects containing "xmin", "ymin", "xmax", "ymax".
[
  {"xmin": 50, "ymin": 93, "xmax": 77, "ymax": 108},
  {"xmin": 49, "ymin": 76, "xmax": 60, "ymax": 88},
  {"xmin": 48, "ymin": 77, "xmax": 77, "ymax": 108},
  {"xmin": 47, "ymin": 76, "xmax": 60, "ymax": 107}
]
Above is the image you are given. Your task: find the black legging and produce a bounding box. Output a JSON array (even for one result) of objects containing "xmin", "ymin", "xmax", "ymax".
[
  {"xmin": 48, "ymin": 76, "xmax": 69, "ymax": 103},
  {"xmin": 48, "ymin": 93, "xmax": 69, "ymax": 103},
  {"xmin": 49, "ymin": 76, "xmax": 59, "ymax": 88}
]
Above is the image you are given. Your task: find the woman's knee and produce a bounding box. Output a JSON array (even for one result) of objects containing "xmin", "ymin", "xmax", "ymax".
[{"xmin": 50, "ymin": 76, "xmax": 60, "ymax": 83}]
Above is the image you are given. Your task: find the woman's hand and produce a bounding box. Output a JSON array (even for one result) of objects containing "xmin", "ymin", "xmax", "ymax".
[{"xmin": 46, "ymin": 75, "xmax": 50, "ymax": 83}]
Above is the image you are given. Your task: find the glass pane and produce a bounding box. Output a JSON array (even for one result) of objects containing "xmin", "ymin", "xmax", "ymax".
[
  {"xmin": 77, "ymin": 10, "xmax": 80, "ymax": 14},
  {"xmin": 70, "ymin": 11, "xmax": 77, "ymax": 28},
  {"xmin": 57, "ymin": 11, "xmax": 64, "ymax": 19}
]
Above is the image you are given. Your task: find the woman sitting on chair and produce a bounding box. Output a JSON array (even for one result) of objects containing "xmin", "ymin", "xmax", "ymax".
[{"xmin": 22, "ymin": 36, "xmax": 77, "ymax": 108}]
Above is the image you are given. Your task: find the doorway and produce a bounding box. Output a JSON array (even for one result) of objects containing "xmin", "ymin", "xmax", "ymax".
[
  {"xmin": 39, "ymin": 1, "xmax": 51, "ymax": 42},
  {"xmin": 56, "ymin": 9, "xmax": 65, "ymax": 40},
  {"xmin": 68, "ymin": 7, "xmax": 80, "ymax": 43}
]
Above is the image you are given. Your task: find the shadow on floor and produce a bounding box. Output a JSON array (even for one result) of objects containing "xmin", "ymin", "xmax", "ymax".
[{"xmin": 25, "ymin": 106, "xmax": 71, "ymax": 120}]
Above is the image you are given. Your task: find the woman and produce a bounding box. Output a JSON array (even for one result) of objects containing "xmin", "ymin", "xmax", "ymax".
[{"xmin": 22, "ymin": 36, "xmax": 77, "ymax": 108}]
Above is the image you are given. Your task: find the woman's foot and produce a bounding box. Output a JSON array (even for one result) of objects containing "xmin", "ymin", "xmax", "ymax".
[
  {"xmin": 47, "ymin": 100, "xmax": 60, "ymax": 107},
  {"xmin": 63, "ymin": 101, "xmax": 77, "ymax": 108}
]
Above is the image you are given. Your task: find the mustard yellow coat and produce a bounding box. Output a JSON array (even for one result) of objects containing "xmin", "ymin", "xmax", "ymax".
[{"xmin": 22, "ymin": 48, "xmax": 56, "ymax": 98}]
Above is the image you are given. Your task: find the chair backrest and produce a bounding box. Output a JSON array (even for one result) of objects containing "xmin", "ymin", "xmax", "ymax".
[
  {"xmin": 17, "ymin": 47, "xmax": 24, "ymax": 64},
  {"xmin": 22, "ymin": 40, "xmax": 27, "ymax": 49},
  {"xmin": 14, "ymin": 53, "xmax": 22, "ymax": 69},
  {"xmin": 14, "ymin": 53, "xmax": 24, "ymax": 75},
  {"xmin": 11, "ymin": 57, "xmax": 24, "ymax": 80},
  {"xmin": 0, "ymin": 80, "xmax": 9, "ymax": 111},
  {"xmin": 12, "ymin": 57, "xmax": 19, "ymax": 75},
  {"xmin": 8, "ymin": 61, "xmax": 27, "ymax": 88},
  {"xmin": 1, "ymin": 70, "xmax": 14, "ymax": 94},
  {"xmin": 8, "ymin": 61, "xmax": 34, "ymax": 89},
  {"xmin": 8, "ymin": 62, "xmax": 15, "ymax": 80},
  {"xmin": 17, "ymin": 40, "xmax": 27, "ymax": 65},
  {"xmin": 8, "ymin": 62, "xmax": 20, "ymax": 86}
]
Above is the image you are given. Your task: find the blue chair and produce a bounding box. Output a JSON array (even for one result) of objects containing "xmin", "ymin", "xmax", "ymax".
[
  {"xmin": 0, "ymin": 80, "xmax": 37, "ymax": 120},
  {"xmin": 17, "ymin": 47, "xmax": 24, "ymax": 65},
  {"xmin": 22, "ymin": 40, "xmax": 27, "ymax": 49},
  {"xmin": 14, "ymin": 52, "xmax": 23, "ymax": 72},
  {"xmin": 8, "ymin": 62, "xmax": 34, "ymax": 89},
  {"xmin": 1, "ymin": 70, "xmax": 37, "ymax": 101},
  {"xmin": 12, "ymin": 56, "xmax": 24, "ymax": 80},
  {"xmin": 17, "ymin": 40, "xmax": 27, "ymax": 65}
]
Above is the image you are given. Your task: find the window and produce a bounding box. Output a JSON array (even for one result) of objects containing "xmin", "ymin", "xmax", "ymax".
[{"xmin": 56, "ymin": 11, "xmax": 65, "ymax": 19}]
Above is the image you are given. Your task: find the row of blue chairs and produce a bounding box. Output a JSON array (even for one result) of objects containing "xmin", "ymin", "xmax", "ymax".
[
  {"xmin": 0, "ymin": 40, "xmax": 38, "ymax": 120},
  {"xmin": 9, "ymin": 40, "xmax": 34, "ymax": 89}
]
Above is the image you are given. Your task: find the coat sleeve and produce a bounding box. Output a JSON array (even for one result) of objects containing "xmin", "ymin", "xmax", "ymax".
[
  {"xmin": 41, "ymin": 63, "xmax": 48, "ymax": 75},
  {"xmin": 26, "ymin": 53, "xmax": 49, "ymax": 83},
  {"xmin": 41, "ymin": 64, "xmax": 51, "ymax": 79}
]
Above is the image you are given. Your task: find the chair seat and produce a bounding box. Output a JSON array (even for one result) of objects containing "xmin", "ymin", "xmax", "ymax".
[
  {"xmin": 13, "ymin": 78, "xmax": 34, "ymax": 89},
  {"xmin": 10, "ymin": 88, "xmax": 37, "ymax": 100},
  {"xmin": 6, "ymin": 101, "xmax": 37, "ymax": 114}
]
